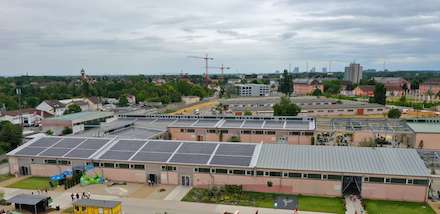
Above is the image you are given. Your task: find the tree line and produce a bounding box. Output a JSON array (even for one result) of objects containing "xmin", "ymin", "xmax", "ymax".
[{"xmin": 0, "ymin": 76, "xmax": 212, "ymax": 111}]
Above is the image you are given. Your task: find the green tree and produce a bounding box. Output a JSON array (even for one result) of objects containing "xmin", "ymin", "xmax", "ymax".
[
  {"xmin": 118, "ymin": 95, "xmax": 129, "ymax": 107},
  {"xmin": 373, "ymin": 83, "xmax": 386, "ymax": 105},
  {"xmin": 312, "ymin": 88, "xmax": 322, "ymax": 96},
  {"xmin": 399, "ymin": 95, "xmax": 407, "ymax": 104},
  {"xmin": 0, "ymin": 121, "xmax": 23, "ymax": 153},
  {"xmin": 62, "ymin": 127, "xmax": 73, "ymax": 135},
  {"xmin": 323, "ymin": 80, "xmax": 342, "ymax": 94},
  {"xmin": 64, "ymin": 104, "xmax": 82, "ymax": 115},
  {"xmin": 387, "ymin": 108, "xmax": 401, "ymax": 118},
  {"xmin": 279, "ymin": 70, "xmax": 293, "ymax": 96},
  {"xmin": 273, "ymin": 96, "xmax": 301, "ymax": 116},
  {"xmin": 243, "ymin": 108, "xmax": 253, "ymax": 116}
]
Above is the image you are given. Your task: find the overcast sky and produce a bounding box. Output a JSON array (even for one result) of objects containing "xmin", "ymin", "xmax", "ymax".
[{"xmin": 1, "ymin": 0, "xmax": 440, "ymax": 76}]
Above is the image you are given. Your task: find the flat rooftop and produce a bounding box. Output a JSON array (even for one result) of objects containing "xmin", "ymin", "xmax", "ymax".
[
  {"xmin": 221, "ymin": 96, "xmax": 334, "ymax": 105},
  {"xmin": 8, "ymin": 136, "xmax": 429, "ymax": 177},
  {"xmin": 168, "ymin": 118, "xmax": 314, "ymax": 131},
  {"xmin": 316, "ymin": 118, "xmax": 413, "ymax": 133},
  {"xmin": 407, "ymin": 122, "xmax": 440, "ymax": 134},
  {"xmin": 44, "ymin": 111, "xmax": 114, "ymax": 123}
]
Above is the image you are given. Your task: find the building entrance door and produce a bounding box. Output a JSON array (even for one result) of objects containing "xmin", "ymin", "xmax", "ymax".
[
  {"xmin": 148, "ymin": 174, "xmax": 158, "ymax": 184},
  {"xmin": 181, "ymin": 175, "xmax": 191, "ymax": 186},
  {"xmin": 20, "ymin": 166, "xmax": 29, "ymax": 176},
  {"xmin": 197, "ymin": 135, "xmax": 203, "ymax": 141},
  {"xmin": 342, "ymin": 176, "xmax": 362, "ymax": 196}
]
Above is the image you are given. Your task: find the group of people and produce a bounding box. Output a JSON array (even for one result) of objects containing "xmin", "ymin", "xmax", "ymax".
[
  {"xmin": 147, "ymin": 179, "xmax": 156, "ymax": 186},
  {"xmin": 31, "ymin": 189, "xmax": 48, "ymax": 195},
  {"xmin": 70, "ymin": 192, "xmax": 91, "ymax": 201}
]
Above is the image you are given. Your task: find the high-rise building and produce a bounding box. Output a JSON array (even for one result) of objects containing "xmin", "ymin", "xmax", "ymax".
[
  {"xmin": 293, "ymin": 67, "xmax": 299, "ymax": 73},
  {"xmin": 322, "ymin": 67, "xmax": 327, "ymax": 73},
  {"xmin": 344, "ymin": 63, "xmax": 363, "ymax": 84}
]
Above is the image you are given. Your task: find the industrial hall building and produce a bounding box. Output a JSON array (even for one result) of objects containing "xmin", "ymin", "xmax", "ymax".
[{"xmin": 8, "ymin": 136, "xmax": 430, "ymax": 202}]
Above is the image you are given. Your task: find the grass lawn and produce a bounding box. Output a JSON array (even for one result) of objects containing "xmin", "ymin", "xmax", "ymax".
[
  {"xmin": 0, "ymin": 174, "xmax": 13, "ymax": 183},
  {"xmin": 62, "ymin": 207, "xmax": 74, "ymax": 214},
  {"xmin": 7, "ymin": 176, "xmax": 51, "ymax": 190},
  {"xmin": 365, "ymin": 199, "xmax": 435, "ymax": 214},
  {"xmin": 183, "ymin": 188, "xmax": 344, "ymax": 214}
]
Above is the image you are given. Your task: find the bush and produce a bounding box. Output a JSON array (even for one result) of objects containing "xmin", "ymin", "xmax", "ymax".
[
  {"xmin": 387, "ymin": 108, "xmax": 401, "ymax": 119},
  {"xmin": 229, "ymin": 136, "xmax": 240, "ymax": 142},
  {"xmin": 62, "ymin": 127, "xmax": 73, "ymax": 135},
  {"xmin": 267, "ymin": 181, "xmax": 273, "ymax": 187}
]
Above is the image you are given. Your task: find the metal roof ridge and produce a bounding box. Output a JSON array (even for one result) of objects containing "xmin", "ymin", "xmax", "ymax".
[
  {"xmin": 249, "ymin": 143, "xmax": 263, "ymax": 167},
  {"xmin": 166, "ymin": 142, "xmax": 184, "ymax": 163},
  {"xmin": 90, "ymin": 136, "xmax": 120, "ymax": 160},
  {"xmin": 207, "ymin": 143, "xmax": 221, "ymax": 165},
  {"xmin": 62, "ymin": 138, "xmax": 89, "ymax": 158},
  {"xmin": 35, "ymin": 137, "xmax": 64, "ymax": 156},
  {"xmin": 128, "ymin": 140, "xmax": 150, "ymax": 161}
]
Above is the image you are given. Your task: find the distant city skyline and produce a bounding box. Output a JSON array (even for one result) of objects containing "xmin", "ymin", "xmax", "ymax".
[{"xmin": 1, "ymin": 0, "xmax": 440, "ymax": 76}]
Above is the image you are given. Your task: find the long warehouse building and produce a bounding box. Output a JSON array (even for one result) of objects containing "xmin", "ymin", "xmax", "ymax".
[{"xmin": 8, "ymin": 136, "xmax": 430, "ymax": 202}]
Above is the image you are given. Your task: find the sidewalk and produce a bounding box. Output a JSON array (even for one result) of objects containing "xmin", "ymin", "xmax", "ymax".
[
  {"xmin": 345, "ymin": 196, "xmax": 365, "ymax": 214},
  {"xmin": 164, "ymin": 186, "xmax": 192, "ymax": 201},
  {"xmin": 1, "ymin": 185, "xmax": 333, "ymax": 214}
]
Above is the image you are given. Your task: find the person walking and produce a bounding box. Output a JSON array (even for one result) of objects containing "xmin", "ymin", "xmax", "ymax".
[{"xmin": 70, "ymin": 193, "xmax": 75, "ymax": 201}]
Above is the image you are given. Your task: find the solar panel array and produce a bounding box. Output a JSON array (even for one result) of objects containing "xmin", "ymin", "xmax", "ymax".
[
  {"xmin": 167, "ymin": 118, "xmax": 313, "ymax": 131},
  {"xmin": 14, "ymin": 137, "xmax": 257, "ymax": 167},
  {"xmin": 210, "ymin": 144, "xmax": 256, "ymax": 166},
  {"xmin": 15, "ymin": 137, "xmax": 111, "ymax": 159},
  {"xmin": 97, "ymin": 139, "xmax": 257, "ymax": 167}
]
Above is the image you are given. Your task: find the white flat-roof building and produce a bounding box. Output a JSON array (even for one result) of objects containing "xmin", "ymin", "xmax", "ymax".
[{"xmin": 235, "ymin": 84, "xmax": 270, "ymax": 97}]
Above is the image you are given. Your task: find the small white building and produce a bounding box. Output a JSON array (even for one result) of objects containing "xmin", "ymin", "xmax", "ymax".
[
  {"xmin": 36, "ymin": 100, "xmax": 66, "ymax": 116},
  {"xmin": 0, "ymin": 108, "xmax": 44, "ymax": 127}
]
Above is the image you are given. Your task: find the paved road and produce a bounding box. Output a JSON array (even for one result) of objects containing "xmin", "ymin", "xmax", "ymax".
[{"xmin": 118, "ymin": 198, "xmax": 330, "ymax": 214}]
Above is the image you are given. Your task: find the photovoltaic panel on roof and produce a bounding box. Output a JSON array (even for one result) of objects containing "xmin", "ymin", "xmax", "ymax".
[
  {"xmin": 263, "ymin": 121, "xmax": 284, "ymax": 129},
  {"xmin": 64, "ymin": 149, "xmax": 97, "ymax": 158},
  {"xmin": 215, "ymin": 144, "xmax": 255, "ymax": 156},
  {"xmin": 242, "ymin": 120, "xmax": 264, "ymax": 128},
  {"xmin": 210, "ymin": 155, "xmax": 252, "ymax": 166},
  {"xmin": 192, "ymin": 120, "xmax": 219, "ymax": 127},
  {"xmin": 100, "ymin": 150, "xmax": 135, "ymax": 160},
  {"xmin": 172, "ymin": 119, "xmax": 198, "ymax": 126},
  {"xmin": 142, "ymin": 141, "xmax": 181, "ymax": 153},
  {"xmin": 131, "ymin": 152, "xmax": 172, "ymax": 162},
  {"xmin": 110, "ymin": 140, "xmax": 146, "ymax": 151},
  {"xmin": 169, "ymin": 153, "xmax": 211, "ymax": 164},
  {"xmin": 30, "ymin": 137, "xmax": 61, "ymax": 147},
  {"xmin": 221, "ymin": 120, "xmax": 244, "ymax": 128},
  {"xmin": 177, "ymin": 142, "xmax": 217, "ymax": 154},
  {"xmin": 53, "ymin": 138, "xmax": 85, "ymax": 148},
  {"xmin": 15, "ymin": 147, "xmax": 47, "ymax": 156},
  {"xmin": 285, "ymin": 121, "xmax": 308, "ymax": 129},
  {"xmin": 77, "ymin": 139, "xmax": 110, "ymax": 149},
  {"xmin": 39, "ymin": 148, "xmax": 72, "ymax": 157}
]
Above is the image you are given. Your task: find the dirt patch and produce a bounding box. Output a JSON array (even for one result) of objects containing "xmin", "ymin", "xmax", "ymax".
[{"xmin": 147, "ymin": 185, "xmax": 176, "ymax": 200}]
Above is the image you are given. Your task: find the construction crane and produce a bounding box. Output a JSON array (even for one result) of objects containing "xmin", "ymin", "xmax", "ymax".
[
  {"xmin": 208, "ymin": 64, "xmax": 230, "ymax": 81},
  {"xmin": 188, "ymin": 54, "xmax": 214, "ymax": 85}
]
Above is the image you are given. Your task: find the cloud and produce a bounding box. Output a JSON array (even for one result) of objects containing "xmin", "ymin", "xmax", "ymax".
[{"xmin": 0, "ymin": 0, "xmax": 439, "ymax": 75}]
